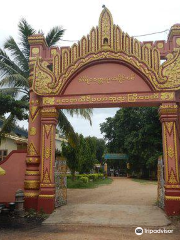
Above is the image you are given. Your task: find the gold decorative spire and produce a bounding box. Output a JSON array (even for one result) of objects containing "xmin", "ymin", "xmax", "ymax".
[{"xmin": 98, "ymin": 7, "xmax": 114, "ymax": 50}]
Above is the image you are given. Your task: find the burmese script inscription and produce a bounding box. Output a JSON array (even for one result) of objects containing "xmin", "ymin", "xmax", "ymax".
[{"xmin": 78, "ymin": 73, "xmax": 135, "ymax": 85}]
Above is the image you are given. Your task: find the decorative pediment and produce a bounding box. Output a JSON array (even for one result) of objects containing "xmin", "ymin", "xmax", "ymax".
[{"xmin": 29, "ymin": 7, "xmax": 180, "ymax": 95}]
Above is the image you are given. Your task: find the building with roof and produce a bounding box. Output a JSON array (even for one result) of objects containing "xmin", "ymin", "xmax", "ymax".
[{"xmin": 0, "ymin": 119, "xmax": 67, "ymax": 162}]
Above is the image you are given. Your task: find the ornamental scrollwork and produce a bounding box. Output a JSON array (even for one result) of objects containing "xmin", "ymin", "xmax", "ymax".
[{"xmin": 30, "ymin": 8, "xmax": 180, "ymax": 96}]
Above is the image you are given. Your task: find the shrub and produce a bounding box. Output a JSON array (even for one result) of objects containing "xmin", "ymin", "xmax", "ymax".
[{"xmin": 80, "ymin": 176, "xmax": 89, "ymax": 183}]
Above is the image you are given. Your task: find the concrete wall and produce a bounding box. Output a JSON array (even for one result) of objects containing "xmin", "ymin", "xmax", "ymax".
[{"xmin": 0, "ymin": 150, "xmax": 26, "ymax": 204}]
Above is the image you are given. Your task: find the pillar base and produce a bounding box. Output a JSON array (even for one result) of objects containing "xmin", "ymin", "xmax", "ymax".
[
  {"xmin": 38, "ymin": 195, "xmax": 55, "ymax": 214},
  {"xmin": 24, "ymin": 197, "xmax": 38, "ymax": 211},
  {"xmin": 164, "ymin": 197, "xmax": 180, "ymax": 216}
]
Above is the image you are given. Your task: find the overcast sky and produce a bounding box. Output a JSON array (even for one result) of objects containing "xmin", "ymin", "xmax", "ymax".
[{"xmin": 1, "ymin": 0, "xmax": 180, "ymax": 138}]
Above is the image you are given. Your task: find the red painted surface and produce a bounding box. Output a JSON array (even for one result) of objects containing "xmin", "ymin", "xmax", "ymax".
[
  {"xmin": 165, "ymin": 199, "xmax": 180, "ymax": 216},
  {"xmin": 25, "ymin": 197, "xmax": 38, "ymax": 211},
  {"xmin": 0, "ymin": 150, "xmax": 26, "ymax": 204},
  {"xmin": 37, "ymin": 197, "xmax": 55, "ymax": 214},
  {"xmin": 25, "ymin": 9, "xmax": 180, "ymax": 216},
  {"xmin": 63, "ymin": 62, "xmax": 151, "ymax": 96}
]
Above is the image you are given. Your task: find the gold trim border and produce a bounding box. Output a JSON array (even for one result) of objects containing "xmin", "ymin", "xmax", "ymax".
[
  {"xmin": 24, "ymin": 192, "xmax": 39, "ymax": 198},
  {"xmin": 24, "ymin": 180, "xmax": 40, "ymax": 190},
  {"xmin": 26, "ymin": 170, "xmax": 40, "ymax": 176},
  {"xmin": 165, "ymin": 185, "xmax": 180, "ymax": 189},
  {"xmin": 165, "ymin": 196, "xmax": 180, "ymax": 201},
  {"xmin": 39, "ymin": 194, "xmax": 55, "ymax": 199}
]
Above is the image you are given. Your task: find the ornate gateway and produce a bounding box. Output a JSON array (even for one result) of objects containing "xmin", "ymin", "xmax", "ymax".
[{"xmin": 24, "ymin": 7, "xmax": 180, "ymax": 216}]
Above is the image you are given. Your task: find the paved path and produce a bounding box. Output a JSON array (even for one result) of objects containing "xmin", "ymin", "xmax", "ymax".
[{"xmin": 44, "ymin": 178, "xmax": 170, "ymax": 227}]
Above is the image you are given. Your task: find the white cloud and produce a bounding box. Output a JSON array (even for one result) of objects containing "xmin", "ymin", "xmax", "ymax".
[{"xmin": 65, "ymin": 108, "xmax": 119, "ymax": 138}]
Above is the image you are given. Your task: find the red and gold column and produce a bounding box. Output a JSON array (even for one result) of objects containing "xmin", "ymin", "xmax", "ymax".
[
  {"xmin": 24, "ymin": 90, "xmax": 41, "ymax": 210},
  {"xmin": 37, "ymin": 107, "xmax": 58, "ymax": 214},
  {"xmin": 159, "ymin": 103, "xmax": 180, "ymax": 215}
]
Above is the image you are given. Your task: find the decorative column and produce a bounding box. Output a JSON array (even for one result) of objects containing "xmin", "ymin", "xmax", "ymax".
[
  {"xmin": 24, "ymin": 89, "xmax": 41, "ymax": 210},
  {"xmin": 37, "ymin": 107, "xmax": 58, "ymax": 214},
  {"xmin": 159, "ymin": 103, "xmax": 180, "ymax": 215}
]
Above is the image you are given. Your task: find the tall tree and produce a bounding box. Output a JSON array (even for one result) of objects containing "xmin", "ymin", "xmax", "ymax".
[
  {"xmin": 100, "ymin": 107, "xmax": 162, "ymax": 176},
  {"xmin": 62, "ymin": 140, "xmax": 79, "ymax": 180},
  {"xmin": 95, "ymin": 138, "xmax": 106, "ymax": 163},
  {"xmin": 0, "ymin": 19, "xmax": 92, "ymax": 144}
]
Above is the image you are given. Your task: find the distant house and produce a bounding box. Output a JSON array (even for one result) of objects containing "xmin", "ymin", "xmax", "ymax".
[
  {"xmin": 55, "ymin": 132, "xmax": 68, "ymax": 152},
  {"xmin": 0, "ymin": 119, "xmax": 68, "ymax": 162},
  {"xmin": 0, "ymin": 119, "xmax": 28, "ymax": 162}
]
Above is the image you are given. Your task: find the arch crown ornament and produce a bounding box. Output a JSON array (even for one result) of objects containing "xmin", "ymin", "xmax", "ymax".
[{"xmin": 29, "ymin": 7, "xmax": 180, "ymax": 96}]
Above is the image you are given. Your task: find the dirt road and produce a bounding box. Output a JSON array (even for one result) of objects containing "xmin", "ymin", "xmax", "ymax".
[
  {"xmin": 1, "ymin": 178, "xmax": 180, "ymax": 240},
  {"xmin": 67, "ymin": 177, "xmax": 157, "ymax": 206}
]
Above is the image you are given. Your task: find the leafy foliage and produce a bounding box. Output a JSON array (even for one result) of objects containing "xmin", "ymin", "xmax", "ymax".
[
  {"xmin": 0, "ymin": 18, "xmax": 92, "ymax": 144},
  {"xmin": 100, "ymin": 107, "xmax": 162, "ymax": 177},
  {"xmin": 62, "ymin": 134, "xmax": 106, "ymax": 178}
]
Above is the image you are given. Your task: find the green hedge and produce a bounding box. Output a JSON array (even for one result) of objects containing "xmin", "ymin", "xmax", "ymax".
[{"xmin": 67, "ymin": 173, "xmax": 104, "ymax": 181}]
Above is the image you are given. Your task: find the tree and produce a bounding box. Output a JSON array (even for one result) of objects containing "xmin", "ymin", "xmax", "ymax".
[
  {"xmin": 0, "ymin": 93, "xmax": 28, "ymax": 119},
  {"xmin": 62, "ymin": 141, "xmax": 79, "ymax": 180},
  {"xmin": 78, "ymin": 135, "xmax": 96, "ymax": 173},
  {"xmin": 95, "ymin": 138, "xmax": 106, "ymax": 163},
  {"xmin": 62, "ymin": 134, "xmax": 100, "ymax": 178},
  {"xmin": 100, "ymin": 107, "xmax": 162, "ymax": 177},
  {"xmin": 0, "ymin": 93, "xmax": 28, "ymax": 139},
  {"xmin": 0, "ymin": 19, "xmax": 92, "ymax": 144}
]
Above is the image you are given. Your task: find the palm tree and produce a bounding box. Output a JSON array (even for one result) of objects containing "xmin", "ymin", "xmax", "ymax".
[{"xmin": 0, "ymin": 19, "xmax": 92, "ymax": 145}]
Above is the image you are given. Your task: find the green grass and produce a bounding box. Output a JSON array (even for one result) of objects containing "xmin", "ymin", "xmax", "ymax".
[
  {"xmin": 132, "ymin": 178, "xmax": 157, "ymax": 185},
  {"xmin": 67, "ymin": 178, "xmax": 113, "ymax": 189}
]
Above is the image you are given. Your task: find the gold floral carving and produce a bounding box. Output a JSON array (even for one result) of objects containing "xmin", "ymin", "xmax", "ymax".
[
  {"xmin": 44, "ymin": 124, "xmax": 52, "ymax": 137},
  {"xmin": 33, "ymin": 51, "xmax": 166, "ymax": 96},
  {"xmin": 28, "ymin": 35, "xmax": 47, "ymax": 46},
  {"xmin": 145, "ymin": 43, "xmax": 152, "ymax": 48},
  {"xmin": 160, "ymin": 92, "xmax": 174, "ymax": 101},
  {"xmin": 41, "ymin": 108, "xmax": 58, "ymax": 118},
  {"xmin": 157, "ymin": 42, "xmax": 164, "ymax": 49},
  {"xmin": 45, "ymin": 148, "xmax": 50, "ymax": 159},
  {"xmin": 167, "ymin": 146, "xmax": 174, "ymax": 159},
  {"xmin": 30, "ymin": 106, "xmax": 39, "ymax": 122},
  {"xmin": 43, "ymin": 97, "xmax": 55, "ymax": 105},
  {"xmin": 24, "ymin": 192, "xmax": 39, "ymax": 198},
  {"xmin": 51, "ymin": 49, "xmax": 57, "ymax": 55},
  {"xmin": 31, "ymin": 8, "xmax": 180, "ymax": 96},
  {"xmin": 26, "ymin": 157, "xmax": 40, "ymax": 164},
  {"xmin": 176, "ymin": 38, "xmax": 180, "ymax": 46},
  {"xmin": 24, "ymin": 180, "xmax": 40, "ymax": 190},
  {"xmin": 162, "ymin": 50, "xmax": 180, "ymax": 89},
  {"xmin": 159, "ymin": 104, "xmax": 178, "ymax": 115},
  {"xmin": 165, "ymin": 122, "xmax": 173, "ymax": 135},
  {"xmin": 33, "ymin": 58, "xmax": 55, "ymax": 94},
  {"xmin": 168, "ymin": 169, "xmax": 178, "ymax": 184},
  {"xmin": 43, "ymin": 170, "xmax": 51, "ymax": 183},
  {"xmin": 25, "ymin": 170, "xmax": 40, "ymax": 176},
  {"xmin": 29, "ymin": 127, "xmax": 36, "ymax": 136},
  {"xmin": 27, "ymin": 143, "xmax": 38, "ymax": 156},
  {"xmin": 32, "ymin": 48, "xmax": 39, "ymax": 55},
  {"xmin": 99, "ymin": 7, "xmax": 113, "ymax": 50},
  {"xmin": 166, "ymin": 53, "xmax": 173, "ymax": 60}
]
